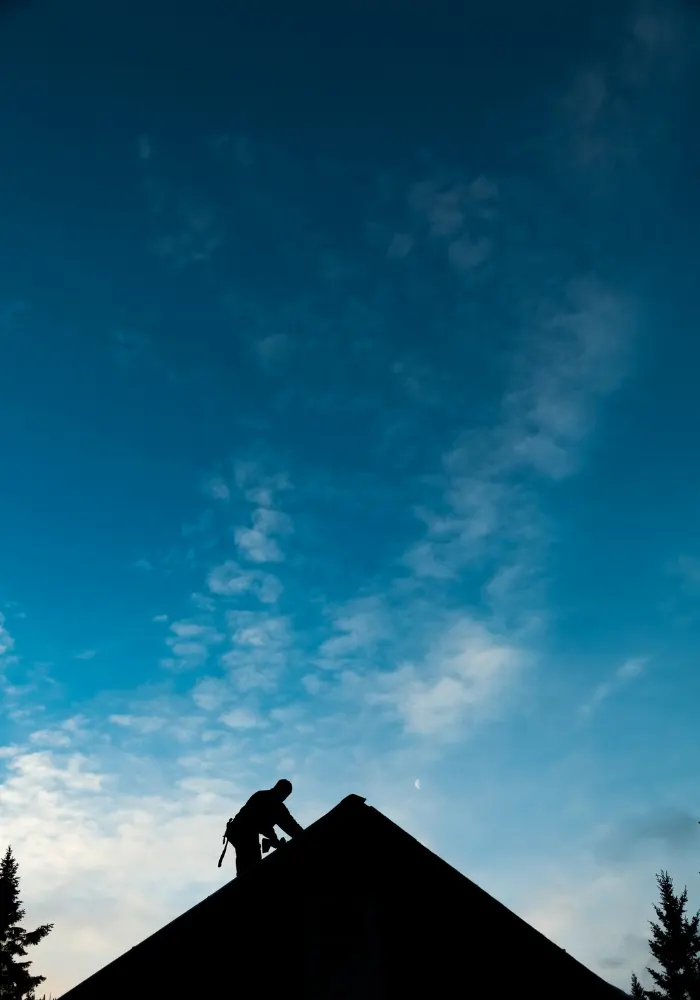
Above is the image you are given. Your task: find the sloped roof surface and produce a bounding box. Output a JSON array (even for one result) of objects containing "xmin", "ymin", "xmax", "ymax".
[{"xmin": 59, "ymin": 794, "xmax": 628, "ymax": 1000}]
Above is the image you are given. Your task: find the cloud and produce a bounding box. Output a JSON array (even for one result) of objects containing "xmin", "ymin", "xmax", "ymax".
[
  {"xmin": 169, "ymin": 622, "xmax": 219, "ymax": 640},
  {"xmin": 468, "ymin": 175, "xmax": 499, "ymax": 202},
  {"xmin": 402, "ymin": 277, "xmax": 632, "ymax": 589},
  {"xmin": 368, "ymin": 618, "xmax": 525, "ymax": 737},
  {"xmin": 410, "ymin": 179, "xmax": 475, "ymax": 237},
  {"xmin": 199, "ymin": 464, "xmax": 296, "ymax": 568},
  {"xmin": 190, "ymin": 593, "xmax": 216, "ymax": 613},
  {"xmin": 254, "ymin": 333, "xmax": 290, "ymax": 370},
  {"xmin": 617, "ymin": 658, "xmax": 646, "ymax": 680},
  {"xmin": 503, "ymin": 279, "xmax": 633, "ymax": 479},
  {"xmin": 407, "ymin": 174, "xmax": 497, "ymax": 274},
  {"xmin": 594, "ymin": 807, "xmax": 700, "ymax": 864},
  {"xmin": 288, "ymin": 263, "xmax": 632, "ymax": 737},
  {"xmin": 518, "ymin": 869, "xmax": 649, "ymax": 979},
  {"xmin": 0, "ymin": 613, "xmax": 16, "ymax": 660},
  {"xmin": 133, "ymin": 558, "xmax": 154, "ymax": 572},
  {"xmin": 447, "ymin": 235, "xmax": 492, "ymax": 273},
  {"xmin": 29, "ymin": 729, "xmax": 73, "ymax": 749},
  {"xmin": 387, "ymin": 233, "xmax": 414, "ymax": 260},
  {"xmin": 150, "ymin": 194, "xmax": 224, "ymax": 270},
  {"xmin": 74, "ymin": 650, "xmax": 97, "ymax": 661},
  {"xmin": 191, "ymin": 677, "xmax": 231, "ymax": 712},
  {"xmin": 207, "ymin": 561, "xmax": 282, "ymax": 604},
  {"xmin": 316, "ymin": 597, "xmax": 390, "ymax": 671},
  {"xmin": 221, "ymin": 611, "xmax": 292, "ymax": 691},
  {"xmin": 555, "ymin": 0, "xmax": 695, "ymax": 178},
  {"xmin": 219, "ymin": 707, "xmax": 264, "ymax": 729},
  {"xmin": 3, "ymin": 728, "xmax": 684, "ymax": 1000},
  {"xmin": 207, "ymin": 561, "xmax": 257, "ymax": 597},
  {"xmin": 0, "ymin": 727, "xmax": 444, "ymax": 998},
  {"xmin": 507, "ymin": 837, "xmax": 700, "ymax": 992},
  {"xmin": 0, "ymin": 747, "xmax": 247, "ymax": 995},
  {"xmin": 162, "ymin": 621, "xmax": 224, "ymax": 671},
  {"xmin": 233, "ymin": 462, "xmax": 292, "ymax": 499},
  {"xmin": 203, "ymin": 477, "xmax": 230, "ymax": 501},
  {"xmin": 579, "ymin": 657, "xmax": 648, "ymax": 717},
  {"xmin": 234, "ymin": 527, "xmax": 283, "ymax": 563},
  {"xmin": 402, "ymin": 541, "xmax": 457, "ymax": 580},
  {"xmin": 108, "ymin": 715, "xmax": 166, "ymax": 735}
]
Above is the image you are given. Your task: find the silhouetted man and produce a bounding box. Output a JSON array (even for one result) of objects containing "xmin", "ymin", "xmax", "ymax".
[{"xmin": 226, "ymin": 779, "xmax": 304, "ymax": 875}]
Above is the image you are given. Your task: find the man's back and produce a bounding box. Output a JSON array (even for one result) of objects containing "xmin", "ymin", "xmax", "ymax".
[
  {"xmin": 233, "ymin": 789, "xmax": 278, "ymax": 831},
  {"xmin": 231, "ymin": 786, "xmax": 303, "ymax": 840}
]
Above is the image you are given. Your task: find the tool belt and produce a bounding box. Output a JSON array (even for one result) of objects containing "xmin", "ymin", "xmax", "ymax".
[
  {"xmin": 217, "ymin": 817, "xmax": 236, "ymax": 868},
  {"xmin": 217, "ymin": 820, "xmax": 287, "ymax": 868}
]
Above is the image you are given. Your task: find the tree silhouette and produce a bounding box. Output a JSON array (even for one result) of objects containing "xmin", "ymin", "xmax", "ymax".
[
  {"xmin": 632, "ymin": 973, "xmax": 647, "ymax": 999},
  {"xmin": 0, "ymin": 846, "xmax": 53, "ymax": 1000},
  {"xmin": 631, "ymin": 871, "xmax": 700, "ymax": 1000}
]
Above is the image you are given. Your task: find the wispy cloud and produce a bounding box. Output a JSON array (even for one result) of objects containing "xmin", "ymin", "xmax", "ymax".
[
  {"xmin": 400, "ymin": 277, "xmax": 632, "ymax": 601},
  {"xmin": 234, "ymin": 507, "xmax": 292, "ymax": 564},
  {"xmin": 221, "ymin": 611, "xmax": 292, "ymax": 691},
  {"xmin": 28, "ymin": 729, "xmax": 73, "ymax": 749},
  {"xmin": 150, "ymin": 194, "xmax": 224, "ymax": 270},
  {"xmin": 108, "ymin": 715, "xmax": 166, "ymax": 735},
  {"xmin": 234, "ymin": 461, "xmax": 293, "ymax": 505},
  {"xmin": 407, "ymin": 174, "xmax": 498, "ymax": 275},
  {"xmin": 206, "ymin": 560, "xmax": 282, "ymax": 604},
  {"xmin": 203, "ymin": 477, "xmax": 230, "ymax": 501},
  {"xmin": 316, "ymin": 596, "xmax": 390, "ymax": 672},
  {"xmin": 191, "ymin": 677, "xmax": 231, "ymax": 712},
  {"xmin": 161, "ymin": 621, "xmax": 224, "ymax": 671},
  {"xmin": 0, "ymin": 612, "xmax": 16, "ymax": 661},
  {"xmin": 368, "ymin": 618, "xmax": 525, "ymax": 737},
  {"xmin": 219, "ymin": 707, "xmax": 265, "ymax": 729},
  {"xmin": 132, "ymin": 558, "xmax": 154, "ymax": 572},
  {"xmin": 503, "ymin": 279, "xmax": 633, "ymax": 479},
  {"xmin": 579, "ymin": 657, "xmax": 648, "ymax": 717},
  {"xmin": 556, "ymin": 0, "xmax": 695, "ymax": 178}
]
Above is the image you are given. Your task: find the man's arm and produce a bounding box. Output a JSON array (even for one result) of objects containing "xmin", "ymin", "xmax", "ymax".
[
  {"xmin": 274, "ymin": 802, "xmax": 304, "ymax": 839},
  {"xmin": 260, "ymin": 823, "xmax": 279, "ymax": 844}
]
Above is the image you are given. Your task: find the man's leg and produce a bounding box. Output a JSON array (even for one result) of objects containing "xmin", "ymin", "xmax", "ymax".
[{"xmin": 233, "ymin": 832, "xmax": 261, "ymax": 876}]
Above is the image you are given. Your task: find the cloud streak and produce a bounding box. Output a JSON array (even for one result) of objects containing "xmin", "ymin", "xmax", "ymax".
[
  {"xmin": 579, "ymin": 657, "xmax": 648, "ymax": 717},
  {"xmin": 0, "ymin": 613, "xmax": 16, "ymax": 661},
  {"xmin": 368, "ymin": 618, "xmax": 525, "ymax": 737}
]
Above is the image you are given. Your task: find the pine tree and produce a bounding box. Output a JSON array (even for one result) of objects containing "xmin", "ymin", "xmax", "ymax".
[
  {"xmin": 632, "ymin": 871, "xmax": 700, "ymax": 1000},
  {"xmin": 0, "ymin": 846, "xmax": 53, "ymax": 1000},
  {"xmin": 631, "ymin": 972, "xmax": 648, "ymax": 999}
]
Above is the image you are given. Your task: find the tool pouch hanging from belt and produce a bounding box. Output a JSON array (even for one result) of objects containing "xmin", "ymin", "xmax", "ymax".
[{"xmin": 217, "ymin": 817, "xmax": 236, "ymax": 868}]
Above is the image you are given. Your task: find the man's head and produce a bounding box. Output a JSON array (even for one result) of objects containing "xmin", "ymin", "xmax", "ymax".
[{"xmin": 272, "ymin": 778, "xmax": 292, "ymax": 801}]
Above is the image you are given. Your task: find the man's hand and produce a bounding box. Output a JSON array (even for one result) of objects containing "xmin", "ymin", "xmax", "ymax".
[{"xmin": 261, "ymin": 836, "xmax": 286, "ymax": 854}]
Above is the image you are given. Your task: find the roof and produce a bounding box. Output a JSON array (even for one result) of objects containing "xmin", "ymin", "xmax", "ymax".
[{"xmin": 59, "ymin": 793, "xmax": 629, "ymax": 1000}]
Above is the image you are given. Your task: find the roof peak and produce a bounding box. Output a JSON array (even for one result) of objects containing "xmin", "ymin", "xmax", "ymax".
[{"xmin": 337, "ymin": 793, "xmax": 367, "ymax": 808}]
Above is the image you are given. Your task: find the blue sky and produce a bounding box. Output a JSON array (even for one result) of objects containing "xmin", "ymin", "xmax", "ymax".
[{"xmin": 1, "ymin": 0, "xmax": 699, "ymax": 993}]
